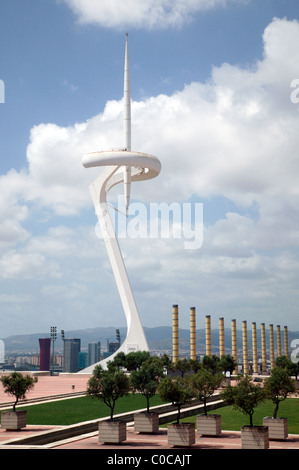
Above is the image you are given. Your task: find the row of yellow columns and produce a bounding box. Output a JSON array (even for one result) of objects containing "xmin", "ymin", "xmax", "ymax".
[
  {"xmin": 243, "ymin": 320, "xmax": 288, "ymax": 374},
  {"xmin": 172, "ymin": 305, "xmax": 289, "ymax": 373}
]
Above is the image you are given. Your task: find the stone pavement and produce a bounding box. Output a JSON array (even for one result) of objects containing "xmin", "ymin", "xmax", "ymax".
[
  {"xmin": 1, "ymin": 424, "xmax": 299, "ymax": 450},
  {"xmin": 51, "ymin": 427, "xmax": 299, "ymax": 450},
  {"xmin": 0, "ymin": 373, "xmax": 90, "ymax": 406}
]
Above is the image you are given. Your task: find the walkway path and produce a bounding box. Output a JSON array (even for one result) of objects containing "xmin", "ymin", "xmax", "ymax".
[
  {"xmin": 0, "ymin": 373, "xmax": 89, "ymax": 408},
  {"xmin": 51, "ymin": 427, "xmax": 299, "ymax": 450}
]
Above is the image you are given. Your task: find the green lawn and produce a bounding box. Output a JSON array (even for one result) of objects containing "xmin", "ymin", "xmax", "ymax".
[
  {"xmin": 1, "ymin": 394, "xmax": 165, "ymax": 426},
  {"xmin": 2, "ymin": 396, "xmax": 299, "ymax": 433},
  {"xmin": 178, "ymin": 398, "xmax": 299, "ymax": 434}
]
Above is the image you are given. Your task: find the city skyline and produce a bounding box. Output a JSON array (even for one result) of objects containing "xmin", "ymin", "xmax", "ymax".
[{"xmin": 1, "ymin": 1, "xmax": 299, "ymax": 339}]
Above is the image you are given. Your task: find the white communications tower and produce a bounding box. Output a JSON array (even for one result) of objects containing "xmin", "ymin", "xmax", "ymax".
[{"xmin": 80, "ymin": 35, "xmax": 161, "ymax": 371}]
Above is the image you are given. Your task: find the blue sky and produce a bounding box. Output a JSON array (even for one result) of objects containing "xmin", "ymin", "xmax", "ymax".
[{"xmin": 1, "ymin": 0, "xmax": 299, "ymax": 342}]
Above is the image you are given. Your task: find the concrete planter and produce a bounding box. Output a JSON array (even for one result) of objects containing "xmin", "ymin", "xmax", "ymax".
[
  {"xmin": 98, "ymin": 420, "xmax": 126, "ymax": 444},
  {"xmin": 134, "ymin": 412, "xmax": 159, "ymax": 434},
  {"xmin": 263, "ymin": 417, "xmax": 288, "ymax": 440},
  {"xmin": 197, "ymin": 414, "xmax": 221, "ymax": 436},
  {"xmin": 1, "ymin": 410, "xmax": 27, "ymax": 431},
  {"xmin": 167, "ymin": 423, "xmax": 195, "ymax": 447},
  {"xmin": 241, "ymin": 425, "xmax": 269, "ymax": 449}
]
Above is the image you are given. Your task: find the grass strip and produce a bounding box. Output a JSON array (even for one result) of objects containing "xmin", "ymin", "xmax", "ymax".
[
  {"xmin": 2, "ymin": 395, "xmax": 298, "ymax": 433},
  {"xmin": 177, "ymin": 398, "xmax": 299, "ymax": 434},
  {"xmin": 1, "ymin": 394, "xmax": 165, "ymax": 426}
]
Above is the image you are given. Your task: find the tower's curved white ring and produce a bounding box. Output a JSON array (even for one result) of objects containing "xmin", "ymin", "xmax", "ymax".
[{"xmin": 82, "ymin": 150, "xmax": 161, "ymax": 181}]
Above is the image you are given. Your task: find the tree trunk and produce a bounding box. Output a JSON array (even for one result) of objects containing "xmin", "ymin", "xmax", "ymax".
[
  {"xmin": 13, "ymin": 398, "xmax": 18, "ymax": 412},
  {"xmin": 273, "ymin": 403, "xmax": 279, "ymax": 419},
  {"xmin": 177, "ymin": 405, "xmax": 181, "ymax": 424}
]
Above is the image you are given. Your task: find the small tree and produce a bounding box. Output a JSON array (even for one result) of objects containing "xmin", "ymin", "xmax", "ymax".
[
  {"xmin": 158, "ymin": 376, "xmax": 194, "ymax": 424},
  {"xmin": 201, "ymin": 355, "xmax": 221, "ymax": 374},
  {"xmin": 124, "ymin": 351, "xmax": 151, "ymax": 372},
  {"xmin": 0, "ymin": 372, "xmax": 37, "ymax": 411},
  {"xmin": 109, "ymin": 351, "xmax": 127, "ymax": 370},
  {"xmin": 107, "ymin": 351, "xmax": 151, "ymax": 372},
  {"xmin": 219, "ymin": 355, "xmax": 237, "ymax": 376},
  {"xmin": 130, "ymin": 357, "xmax": 165, "ymax": 412},
  {"xmin": 189, "ymin": 369, "xmax": 223, "ymax": 415},
  {"xmin": 168, "ymin": 358, "xmax": 193, "ymax": 377},
  {"xmin": 264, "ymin": 367, "xmax": 295, "ymax": 418},
  {"xmin": 188, "ymin": 359, "xmax": 201, "ymax": 373},
  {"xmin": 221, "ymin": 375, "xmax": 267, "ymax": 427},
  {"xmin": 86, "ymin": 364, "xmax": 130, "ymax": 420},
  {"xmin": 160, "ymin": 353, "xmax": 172, "ymax": 370},
  {"xmin": 276, "ymin": 355, "xmax": 299, "ymax": 381}
]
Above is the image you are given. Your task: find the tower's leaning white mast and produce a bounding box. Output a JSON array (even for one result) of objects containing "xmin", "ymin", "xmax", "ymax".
[{"xmin": 123, "ymin": 33, "xmax": 131, "ymax": 215}]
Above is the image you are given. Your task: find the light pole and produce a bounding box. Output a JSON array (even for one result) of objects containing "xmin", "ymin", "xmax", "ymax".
[
  {"xmin": 50, "ymin": 326, "xmax": 57, "ymax": 376},
  {"xmin": 61, "ymin": 330, "xmax": 65, "ymax": 372}
]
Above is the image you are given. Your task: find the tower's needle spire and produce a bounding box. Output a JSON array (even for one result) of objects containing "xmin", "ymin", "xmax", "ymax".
[{"xmin": 123, "ymin": 33, "xmax": 131, "ymax": 215}]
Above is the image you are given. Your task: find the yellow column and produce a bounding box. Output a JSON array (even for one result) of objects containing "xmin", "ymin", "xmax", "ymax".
[
  {"xmin": 277, "ymin": 325, "xmax": 281, "ymax": 357},
  {"xmin": 190, "ymin": 307, "xmax": 196, "ymax": 361},
  {"xmin": 269, "ymin": 324, "xmax": 275, "ymax": 370},
  {"xmin": 242, "ymin": 321, "xmax": 248, "ymax": 375},
  {"xmin": 172, "ymin": 305, "xmax": 179, "ymax": 363},
  {"xmin": 284, "ymin": 326, "xmax": 289, "ymax": 358},
  {"xmin": 231, "ymin": 319, "xmax": 238, "ymax": 374},
  {"xmin": 205, "ymin": 315, "xmax": 211, "ymax": 357},
  {"xmin": 261, "ymin": 323, "xmax": 267, "ymax": 373},
  {"xmin": 219, "ymin": 317, "xmax": 225, "ymax": 358},
  {"xmin": 252, "ymin": 322, "xmax": 258, "ymax": 374}
]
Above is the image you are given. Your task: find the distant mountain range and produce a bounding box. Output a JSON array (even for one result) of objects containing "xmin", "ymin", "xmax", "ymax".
[{"xmin": 2, "ymin": 325, "xmax": 299, "ymax": 355}]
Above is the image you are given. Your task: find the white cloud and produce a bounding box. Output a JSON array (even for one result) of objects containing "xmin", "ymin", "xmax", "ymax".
[
  {"xmin": 2, "ymin": 18, "xmax": 297, "ymax": 217},
  {"xmin": 62, "ymin": 0, "xmax": 246, "ymax": 30},
  {"xmin": 0, "ymin": 249, "xmax": 60, "ymax": 280}
]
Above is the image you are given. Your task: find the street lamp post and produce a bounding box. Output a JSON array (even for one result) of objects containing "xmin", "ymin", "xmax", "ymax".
[
  {"xmin": 50, "ymin": 326, "xmax": 57, "ymax": 376},
  {"xmin": 61, "ymin": 329, "xmax": 65, "ymax": 372}
]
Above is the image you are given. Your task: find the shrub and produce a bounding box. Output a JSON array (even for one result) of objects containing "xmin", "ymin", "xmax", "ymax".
[
  {"xmin": 220, "ymin": 374, "xmax": 267, "ymax": 427},
  {"xmin": 0, "ymin": 372, "xmax": 37, "ymax": 411},
  {"xmin": 86, "ymin": 364, "xmax": 130, "ymax": 420}
]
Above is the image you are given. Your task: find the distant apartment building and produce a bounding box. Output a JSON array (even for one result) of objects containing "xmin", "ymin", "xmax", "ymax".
[
  {"xmin": 63, "ymin": 338, "xmax": 81, "ymax": 373},
  {"xmin": 39, "ymin": 337, "xmax": 51, "ymax": 371},
  {"xmin": 78, "ymin": 351, "xmax": 87, "ymax": 369},
  {"xmin": 15, "ymin": 355, "xmax": 40, "ymax": 367},
  {"xmin": 88, "ymin": 342, "xmax": 101, "ymax": 366}
]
